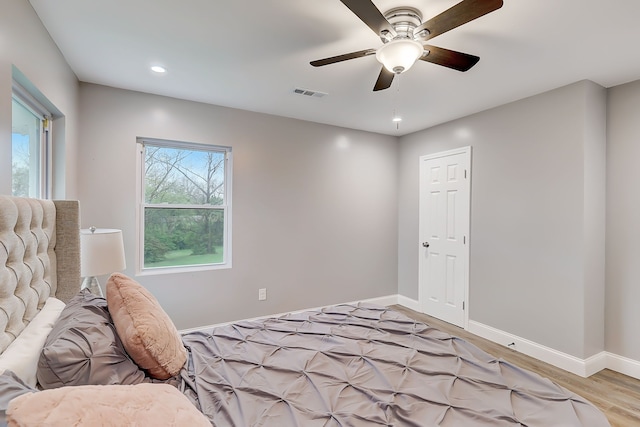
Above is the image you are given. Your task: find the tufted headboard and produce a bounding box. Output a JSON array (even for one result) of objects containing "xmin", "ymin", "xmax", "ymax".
[{"xmin": 0, "ymin": 196, "xmax": 80, "ymax": 353}]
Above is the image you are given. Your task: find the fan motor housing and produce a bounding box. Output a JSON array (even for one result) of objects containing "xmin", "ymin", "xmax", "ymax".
[{"xmin": 381, "ymin": 7, "xmax": 426, "ymax": 42}]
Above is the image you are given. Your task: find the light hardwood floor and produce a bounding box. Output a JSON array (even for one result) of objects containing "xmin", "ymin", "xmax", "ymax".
[{"xmin": 392, "ymin": 305, "xmax": 640, "ymax": 427}]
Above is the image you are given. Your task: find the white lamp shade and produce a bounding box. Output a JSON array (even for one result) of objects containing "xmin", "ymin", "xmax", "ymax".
[
  {"xmin": 80, "ymin": 228, "xmax": 126, "ymax": 277},
  {"xmin": 375, "ymin": 39, "xmax": 424, "ymax": 74}
]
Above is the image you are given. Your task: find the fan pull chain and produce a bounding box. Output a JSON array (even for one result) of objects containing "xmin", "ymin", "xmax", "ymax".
[{"xmin": 393, "ymin": 74, "xmax": 401, "ymax": 130}]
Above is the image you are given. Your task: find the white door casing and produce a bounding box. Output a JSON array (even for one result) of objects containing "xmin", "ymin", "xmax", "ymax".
[{"xmin": 419, "ymin": 147, "xmax": 471, "ymax": 328}]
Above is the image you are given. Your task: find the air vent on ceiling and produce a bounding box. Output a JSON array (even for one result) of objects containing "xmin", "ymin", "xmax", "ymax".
[{"xmin": 293, "ymin": 87, "xmax": 327, "ymax": 98}]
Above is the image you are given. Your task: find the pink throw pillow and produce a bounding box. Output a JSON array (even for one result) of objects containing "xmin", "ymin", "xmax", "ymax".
[
  {"xmin": 7, "ymin": 383, "xmax": 210, "ymax": 426},
  {"xmin": 106, "ymin": 273, "xmax": 187, "ymax": 379}
]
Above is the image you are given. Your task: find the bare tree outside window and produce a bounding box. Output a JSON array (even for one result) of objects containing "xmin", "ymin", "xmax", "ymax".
[
  {"xmin": 142, "ymin": 142, "xmax": 230, "ymax": 269},
  {"xmin": 12, "ymin": 97, "xmax": 44, "ymax": 198},
  {"xmin": 12, "ymin": 135, "xmax": 31, "ymax": 197}
]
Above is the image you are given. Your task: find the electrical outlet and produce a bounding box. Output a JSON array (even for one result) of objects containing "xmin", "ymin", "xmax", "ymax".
[{"xmin": 258, "ymin": 288, "xmax": 267, "ymax": 301}]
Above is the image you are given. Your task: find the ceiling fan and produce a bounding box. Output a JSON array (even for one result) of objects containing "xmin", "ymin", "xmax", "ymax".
[{"xmin": 310, "ymin": 0, "xmax": 503, "ymax": 91}]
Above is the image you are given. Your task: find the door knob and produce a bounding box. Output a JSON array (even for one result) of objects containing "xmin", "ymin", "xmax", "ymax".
[{"xmin": 422, "ymin": 242, "xmax": 430, "ymax": 248}]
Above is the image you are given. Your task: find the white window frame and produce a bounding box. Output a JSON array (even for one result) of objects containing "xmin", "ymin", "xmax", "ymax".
[
  {"xmin": 12, "ymin": 81, "xmax": 52, "ymax": 199},
  {"xmin": 136, "ymin": 137, "xmax": 233, "ymax": 275}
]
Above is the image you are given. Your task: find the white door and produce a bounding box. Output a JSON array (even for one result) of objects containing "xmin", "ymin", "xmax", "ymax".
[{"xmin": 419, "ymin": 147, "xmax": 470, "ymax": 328}]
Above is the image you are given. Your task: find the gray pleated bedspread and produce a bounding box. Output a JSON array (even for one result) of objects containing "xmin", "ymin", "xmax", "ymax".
[{"xmin": 180, "ymin": 304, "xmax": 610, "ymax": 426}]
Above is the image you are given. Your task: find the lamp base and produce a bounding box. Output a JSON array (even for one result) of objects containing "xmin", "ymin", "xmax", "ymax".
[{"xmin": 81, "ymin": 276, "xmax": 104, "ymax": 297}]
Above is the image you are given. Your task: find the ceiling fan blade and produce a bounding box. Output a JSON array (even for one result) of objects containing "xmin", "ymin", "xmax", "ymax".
[
  {"xmin": 416, "ymin": 0, "xmax": 503, "ymax": 41},
  {"xmin": 339, "ymin": 0, "xmax": 397, "ymax": 38},
  {"xmin": 310, "ymin": 49, "xmax": 376, "ymax": 67},
  {"xmin": 373, "ymin": 67, "xmax": 394, "ymax": 91},
  {"xmin": 420, "ymin": 45, "xmax": 480, "ymax": 71}
]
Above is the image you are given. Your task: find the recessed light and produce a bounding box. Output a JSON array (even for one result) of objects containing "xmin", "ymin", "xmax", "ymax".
[
  {"xmin": 151, "ymin": 65, "xmax": 167, "ymax": 73},
  {"xmin": 392, "ymin": 117, "xmax": 402, "ymax": 122}
]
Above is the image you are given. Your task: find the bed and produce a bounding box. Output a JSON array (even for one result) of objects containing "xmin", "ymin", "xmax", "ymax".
[{"xmin": 0, "ymin": 195, "xmax": 611, "ymax": 426}]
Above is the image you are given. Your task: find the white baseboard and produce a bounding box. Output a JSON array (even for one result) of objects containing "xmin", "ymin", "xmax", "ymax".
[
  {"xmin": 585, "ymin": 352, "xmax": 609, "ymax": 377},
  {"xmin": 467, "ymin": 320, "xmax": 640, "ymax": 379},
  {"xmin": 360, "ymin": 294, "xmax": 399, "ymax": 307},
  {"xmin": 605, "ymin": 352, "xmax": 640, "ymax": 380},
  {"xmin": 468, "ymin": 320, "xmax": 608, "ymax": 378},
  {"xmin": 396, "ymin": 294, "xmax": 420, "ymax": 311}
]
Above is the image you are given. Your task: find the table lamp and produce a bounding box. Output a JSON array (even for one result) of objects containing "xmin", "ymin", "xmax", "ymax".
[{"xmin": 80, "ymin": 227, "xmax": 126, "ymax": 297}]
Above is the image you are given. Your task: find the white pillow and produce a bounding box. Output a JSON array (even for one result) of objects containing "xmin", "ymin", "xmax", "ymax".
[{"xmin": 0, "ymin": 297, "xmax": 66, "ymax": 387}]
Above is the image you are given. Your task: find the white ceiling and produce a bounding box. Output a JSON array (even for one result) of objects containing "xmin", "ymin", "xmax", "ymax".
[{"xmin": 28, "ymin": 0, "xmax": 640, "ymax": 136}]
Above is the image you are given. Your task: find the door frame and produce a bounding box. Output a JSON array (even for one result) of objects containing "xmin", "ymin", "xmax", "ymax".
[{"xmin": 418, "ymin": 146, "xmax": 472, "ymax": 329}]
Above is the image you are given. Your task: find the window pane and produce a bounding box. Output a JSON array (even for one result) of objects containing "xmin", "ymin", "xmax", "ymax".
[
  {"xmin": 12, "ymin": 99, "xmax": 41, "ymax": 197},
  {"xmin": 144, "ymin": 207, "xmax": 224, "ymax": 268},
  {"xmin": 144, "ymin": 146, "xmax": 225, "ymax": 205}
]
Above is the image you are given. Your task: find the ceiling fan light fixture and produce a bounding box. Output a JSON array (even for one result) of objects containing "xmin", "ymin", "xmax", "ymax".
[{"xmin": 375, "ymin": 39, "xmax": 424, "ymax": 74}]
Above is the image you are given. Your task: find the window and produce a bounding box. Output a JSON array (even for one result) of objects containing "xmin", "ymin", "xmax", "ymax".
[
  {"xmin": 138, "ymin": 138, "xmax": 232, "ymax": 272},
  {"xmin": 12, "ymin": 82, "xmax": 52, "ymax": 198}
]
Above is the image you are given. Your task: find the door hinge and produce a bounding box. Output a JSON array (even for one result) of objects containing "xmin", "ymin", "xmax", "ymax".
[
  {"xmin": 463, "ymin": 301, "xmax": 465, "ymax": 310},
  {"xmin": 463, "ymin": 235, "xmax": 466, "ymax": 244},
  {"xmin": 464, "ymin": 169, "xmax": 467, "ymax": 179}
]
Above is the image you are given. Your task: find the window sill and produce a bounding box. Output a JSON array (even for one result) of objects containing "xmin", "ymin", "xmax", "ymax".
[{"xmin": 136, "ymin": 262, "xmax": 232, "ymax": 277}]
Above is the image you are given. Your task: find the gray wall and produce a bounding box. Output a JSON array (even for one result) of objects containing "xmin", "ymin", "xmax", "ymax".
[
  {"xmin": 606, "ymin": 79, "xmax": 640, "ymax": 361},
  {"xmin": 77, "ymin": 83, "xmax": 398, "ymax": 330},
  {"xmin": 582, "ymin": 82, "xmax": 607, "ymax": 358},
  {"xmin": 0, "ymin": 0, "xmax": 79, "ymax": 198},
  {"xmin": 398, "ymin": 81, "xmax": 606, "ymax": 359}
]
